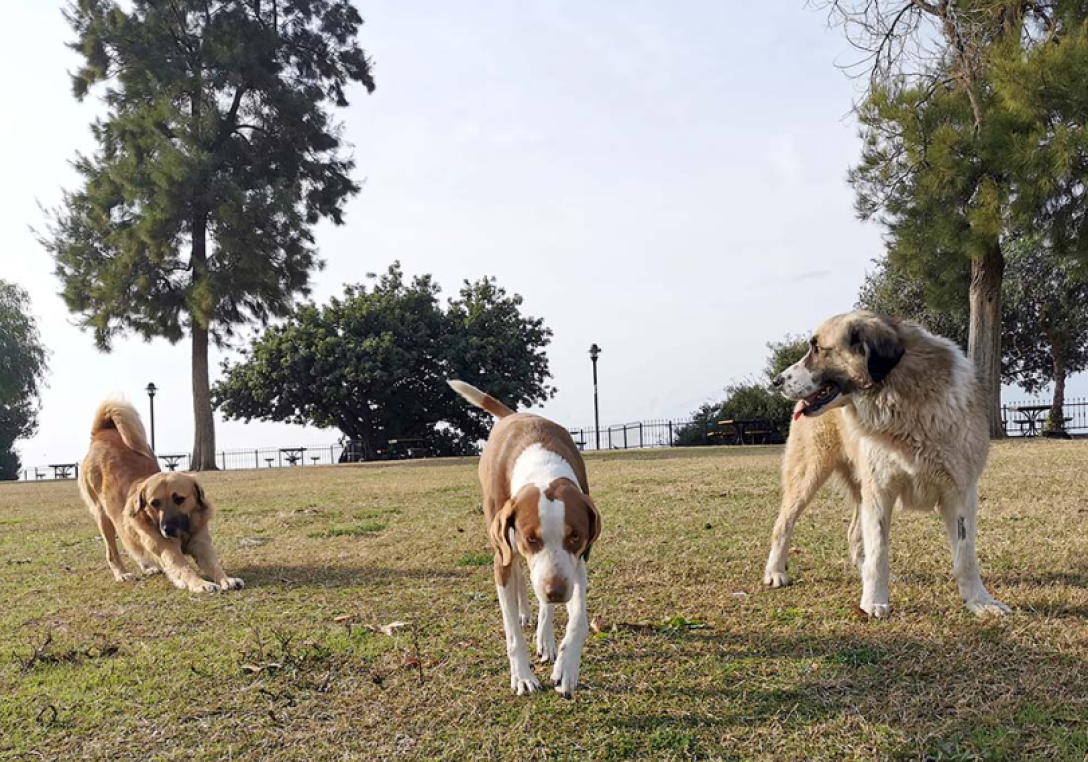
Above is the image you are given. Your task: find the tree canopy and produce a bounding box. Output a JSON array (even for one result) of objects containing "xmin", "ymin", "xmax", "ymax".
[
  {"xmin": 0, "ymin": 282, "xmax": 49, "ymax": 480},
  {"xmin": 213, "ymin": 264, "xmax": 555, "ymax": 456},
  {"xmin": 44, "ymin": 0, "xmax": 374, "ymax": 468}
]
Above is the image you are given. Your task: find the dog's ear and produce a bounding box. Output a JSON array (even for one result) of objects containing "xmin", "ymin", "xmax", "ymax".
[
  {"xmin": 194, "ymin": 482, "xmax": 210, "ymax": 512},
  {"xmin": 581, "ymin": 493, "xmax": 602, "ymax": 562},
  {"xmin": 129, "ymin": 483, "xmax": 150, "ymax": 517},
  {"xmin": 488, "ymin": 498, "xmax": 518, "ymax": 567},
  {"xmin": 850, "ymin": 320, "xmax": 904, "ymax": 385}
]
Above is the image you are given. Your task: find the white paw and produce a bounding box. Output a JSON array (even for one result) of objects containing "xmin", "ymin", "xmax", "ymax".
[
  {"xmin": 115, "ymin": 572, "xmax": 137, "ymax": 583},
  {"xmin": 510, "ymin": 664, "xmax": 541, "ymax": 696},
  {"xmin": 218, "ymin": 577, "xmax": 245, "ymax": 591},
  {"xmin": 519, "ymin": 610, "xmax": 533, "ymax": 628},
  {"xmin": 536, "ymin": 635, "xmax": 557, "ymax": 663},
  {"xmin": 189, "ymin": 581, "xmax": 219, "ymax": 594},
  {"xmin": 764, "ymin": 569, "xmax": 788, "ymax": 588},
  {"xmin": 860, "ymin": 600, "xmax": 891, "ymax": 618},
  {"xmin": 140, "ymin": 566, "xmax": 163, "ymax": 576},
  {"xmin": 966, "ymin": 598, "xmax": 1010, "ymax": 616},
  {"xmin": 551, "ymin": 650, "xmax": 581, "ymax": 699}
]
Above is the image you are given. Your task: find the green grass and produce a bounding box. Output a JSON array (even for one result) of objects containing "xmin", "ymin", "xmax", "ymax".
[{"xmin": 2, "ymin": 441, "xmax": 1088, "ymax": 760}]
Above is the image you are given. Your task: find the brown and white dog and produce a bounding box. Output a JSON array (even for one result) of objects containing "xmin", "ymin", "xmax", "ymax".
[
  {"xmin": 449, "ymin": 380, "xmax": 601, "ymax": 698},
  {"xmin": 78, "ymin": 400, "xmax": 243, "ymax": 593},
  {"xmin": 764, "ymin": 311, "xmax": 1008, "ymax": 617}
]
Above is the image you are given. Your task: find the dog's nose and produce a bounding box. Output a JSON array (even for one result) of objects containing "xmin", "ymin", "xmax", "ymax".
[
  {"xmin": 160, "ymin": 523, "xmax": 178, "ymax": 538},
  {"xmin": 772, "ymin": 374, "xmax": 785, "ymax": 388},
  {"xmin": 543, "ymin": 578, "xmax": 569, "ymax": 603}
]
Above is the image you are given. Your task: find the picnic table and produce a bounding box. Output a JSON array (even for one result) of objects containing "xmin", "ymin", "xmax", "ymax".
[
  {"xmin": 48, "ymin": 463, "xmax": 78, "ymax": 480},
  {"xmin": 717, "ymin": 419, "xmax": 776, "ymax": 446},
  {"xmin": 280, "ymin": 447, "xmax": 307, "ymax": 466},
  {"xmin": 159, "ymin": 454, "xmax": 185, "ymax": 472},
  {"xmin": 1007, "ymin": 404, "xmax": 1070, "ymax": 437},
  {"xmin": 387, "ymin": 438, "xmax": 431, "ymax": 459}
]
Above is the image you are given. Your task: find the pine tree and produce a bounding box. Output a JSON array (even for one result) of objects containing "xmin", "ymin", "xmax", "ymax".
[{"xmin": 44, "ymin": 0, "xmax": 374, "ymax": 469}]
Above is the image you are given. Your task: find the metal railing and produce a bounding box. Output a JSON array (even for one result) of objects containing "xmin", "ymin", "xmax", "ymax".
[{"xmin": 14, "ymin": 398, "xmax": 1087, "ymax": 481}]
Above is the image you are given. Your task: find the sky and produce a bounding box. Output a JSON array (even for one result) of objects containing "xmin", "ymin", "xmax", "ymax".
[{"xmin": 2, "ymin": 1, "xmax": 1083, "ymax": 469}]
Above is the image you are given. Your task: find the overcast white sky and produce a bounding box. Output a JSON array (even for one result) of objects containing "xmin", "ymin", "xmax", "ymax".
[{"xmin": 2, "ymin": 1, "xmax": 1083, "ymax": 468}]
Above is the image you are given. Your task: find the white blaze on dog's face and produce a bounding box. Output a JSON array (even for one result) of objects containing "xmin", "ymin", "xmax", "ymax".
[
  {"xmin": 492, "ymin": 445, "xmax": 600, "ymax": 604},
  {"xmin": 773, "ymin": 311, "xmax": 905, "ymax": 420}
]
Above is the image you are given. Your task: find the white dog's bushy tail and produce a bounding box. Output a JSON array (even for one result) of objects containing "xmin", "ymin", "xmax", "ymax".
[
  {"xmin": 91, "ymin": 400, "xmax": 156, "ymax": 458},
  {"xmin": 447, "ymin": 380, "xmax": 515, "ymax": 419}
]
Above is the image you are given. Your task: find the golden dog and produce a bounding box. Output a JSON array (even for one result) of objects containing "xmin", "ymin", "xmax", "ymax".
[{"xmin": 78, "ymin": 400, "xmax": 243, "ymax": 593}]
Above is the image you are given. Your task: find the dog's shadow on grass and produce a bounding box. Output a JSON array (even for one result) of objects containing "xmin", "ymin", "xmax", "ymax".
[
  {"xmin": 585, "ymin": 626, "xmax": 1088, "ymax": 759},
  {"xmin": 231, "ymin": 563, "xmax": 472, "ymax": 589}
]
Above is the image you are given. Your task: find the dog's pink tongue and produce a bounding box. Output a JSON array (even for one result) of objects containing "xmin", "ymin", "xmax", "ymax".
[{"xmin": 792, "ymin": 399, "xmax": 807, "ymax": 421}]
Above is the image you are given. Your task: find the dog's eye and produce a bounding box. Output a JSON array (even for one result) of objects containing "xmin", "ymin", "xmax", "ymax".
[
  {"xmin": 569, "ymin": 533, "xmax": 580, "ymax": 544},
  {"xmin": 150, "ymin": 498, "xmax": 162, "ymax": 509},
  {"xmin": 525, "ymin": 536, "xmax": 542, "ymax": 548},
  {"xmin": 173, "ymin": 494, "xmax": 186, "ymax": 506}
]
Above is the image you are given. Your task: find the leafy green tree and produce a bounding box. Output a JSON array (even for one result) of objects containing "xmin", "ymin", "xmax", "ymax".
[
  {"xmin": 1002, "ymin": 241, "xmax": 1088, "ymax": 435},
  {"xmin": 857, "ymin": 258, "xmax": 970, "ymax": 350},
  {"xmin": 675, "ymin": 335, "xmax": 806, "ymax": 445},
  {"xmin": 43, "ymin": 0, "xmax": 375, "ymax": 469},
  {"xmin": 827, "ymin": 0, "xmax": 1084, "ymax": 438},
  {"xmin": 0, "ymin": 282, "xmax": 49, "ymax": 480},
  {"xmin": 213, "ymin": 264, "xmax": 555, "ymax": 456}
]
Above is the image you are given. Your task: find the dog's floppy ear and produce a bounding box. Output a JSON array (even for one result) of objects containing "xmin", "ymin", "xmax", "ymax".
[
  {"xmin": 194, "ymin": 482, "xmax": 210, "ymax": 511},
  {"xmin": 129, "ymin": 482, "xmax": 150, "ymax": 517},
  {"xmin": 488, "ymin": 499, "xmax": 518, "ymax": 567},
  {"xmin": 581, "ymin": 493, "xmax": 602, "ymax": 562},
  {"xmin": 850, "ymin": 320, "xmax": 904, "ymax": 385}
]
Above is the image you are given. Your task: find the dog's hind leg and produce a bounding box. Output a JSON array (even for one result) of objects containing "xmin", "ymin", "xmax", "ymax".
[
  {"xmin": 939, "ymin": 487, "xmax": 1010, "ymax": 616},
  {"xmin": 763, "ymin": 433, "xmax": 838, "ymax": 588},
  {"xmin": 93, "ymin": 509, "xmax": 135, "ymax": 583},
  {"xmin": 512, "ymin": 560, "xmax": 533, "ymax": 627},
  {"xmin": 536, "ymin": 602, "xmax": 556, "ymax": 663},
  {"xmin": 842, "ymin": 471, "xmax": 865, "ymax": 577}
]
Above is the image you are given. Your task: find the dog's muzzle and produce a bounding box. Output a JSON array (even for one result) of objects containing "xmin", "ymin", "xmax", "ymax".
[{"xmin": 160, "ymin": 516, "xmax": 191, "ymax": 538}]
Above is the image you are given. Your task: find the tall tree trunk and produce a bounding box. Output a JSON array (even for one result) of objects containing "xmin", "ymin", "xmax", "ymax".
[
  {"xmin": 967, "ymin": 243, "xmax": 1005, "ymax": 439},
  {"xmin": 1046, "ymin": 346, "xmax": 1068, "ymax": 437},
  {"xmin": 190, "ymin": 214, "xmax": 218, "ymax": 470}
]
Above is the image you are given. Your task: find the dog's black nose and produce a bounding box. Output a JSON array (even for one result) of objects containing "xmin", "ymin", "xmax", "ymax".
[{"xmin": 772, "ymin": 374, "xmax": 785, "ymax": 388}]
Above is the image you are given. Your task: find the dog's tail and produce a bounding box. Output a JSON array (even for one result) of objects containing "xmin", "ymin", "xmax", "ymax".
[
  {"xmin": 447, "ymin": 380, "xmax": 515, "ymax": 419},
  {"xmin": 90, "ymin": 400, "xmax": 156, "ymax": 458}
]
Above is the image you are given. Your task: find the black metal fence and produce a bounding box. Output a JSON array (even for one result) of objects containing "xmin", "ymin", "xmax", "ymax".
[
  {"xmin": 14, "ymin": 398, "xmax": 1088, "ymax": 481},
  {"xmin": 1002, "ymin": 397, "xmax": 1088, "ymax": 437}
]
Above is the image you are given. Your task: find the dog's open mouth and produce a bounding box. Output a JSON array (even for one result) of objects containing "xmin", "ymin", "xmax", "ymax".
[{"xmin": 792, "ymin": 382, "xmax": 841, "ymax": 420}]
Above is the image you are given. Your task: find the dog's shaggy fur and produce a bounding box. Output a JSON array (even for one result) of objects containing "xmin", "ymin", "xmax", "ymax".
[
  {"xmin": 763, "ymin": 311, "xmax": 1009, "ymax": 617},
  {"xmin": 78, "ymin": 400, "xmax": 243, "ymax": 593}
]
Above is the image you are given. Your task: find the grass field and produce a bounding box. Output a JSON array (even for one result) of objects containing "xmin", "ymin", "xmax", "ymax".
[{"xmin": 2, "ymin": 441, "xmax": 1088, "ymax": 761}]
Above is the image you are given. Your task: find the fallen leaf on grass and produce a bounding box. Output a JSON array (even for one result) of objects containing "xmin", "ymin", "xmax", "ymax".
[{"xmin": 369, "ymin": 620, "xmax": 410, "ymax": 636}]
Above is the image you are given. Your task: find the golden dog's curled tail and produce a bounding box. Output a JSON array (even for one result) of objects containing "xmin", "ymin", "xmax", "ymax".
[
  {"xmin": 91, "ymin": 400, "xmax": 156, "ymax": 457},
  {"xmin": 447, "ymin": 380, "xmax": 515, "ymax": 419}
]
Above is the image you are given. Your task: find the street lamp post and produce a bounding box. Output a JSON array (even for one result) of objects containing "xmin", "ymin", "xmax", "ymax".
[
  {"xmin": 589, "ymin": 344, "xmax": 602, "ymax": 451},
  {"xmin": 146, "ymin": 383, "xmax": 158, "ymax": 453}
]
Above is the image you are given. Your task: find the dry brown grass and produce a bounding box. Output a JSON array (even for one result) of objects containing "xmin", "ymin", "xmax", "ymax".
[{"xmin": 1, "ymin": 440, "xmax": 1087, "ymax": 761}]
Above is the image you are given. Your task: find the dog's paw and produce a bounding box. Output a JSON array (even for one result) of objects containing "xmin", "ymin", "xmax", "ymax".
[
  {"xmin": 189, "ymin": 581, "xmax": 220, "ymax": 594},
  {"xmin": 510, "ymin": 665, "xmax": 542, "ymax": 696},
  {"xmin": 518, "ymin": 610, "xmax": 533, "ymax": 628},
  {"xmin": 218, "ymin": 577, "xmax": 245, "ymax": 591},
  {"xmin": 763, "ymin": 569, "xmax": 788, "ymax": 588},
  {"xmin": 536, "ymin": 635, "xmax": 557, "ymax": 664},
  {"xmin": 860, "ymin": 600, "xmax": 891, "ymax": 618},
  {"xmin": 140, "ymin": 566, "xmax": 163, "ymax": 577},
  {"xmin": 115, "ymin": 572, "xmax": 138, "ymax": 583},
  {"xmin": 966, "ymin": 598, "xmax": 1010, "ymax": 617},
  {"xmin": 551, "ymin": 651, "xmax": 581, "ymax": 699}
]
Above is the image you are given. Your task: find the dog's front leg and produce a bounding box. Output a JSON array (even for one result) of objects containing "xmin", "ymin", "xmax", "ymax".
[
  {"xmin": 858, "ymin": 488, "xmax": 894, "ymax": 618},
  {"xmin": 497, "ymin": 561, "xmax": 540, "ymax": 695},
  {"xmin": 551, "ymin": 560, "xmax": 588, "ymax": 698},
  {"xmin": 188, "ymin": 534, "xmax": 245, "ymax": 591},
  {"xmin": 536, "ymin": 603, "xmax": 556, "ymax": 662},
  {"xmin": 153, "ymin": 542, "xmax": 219, "ymax": 593}
]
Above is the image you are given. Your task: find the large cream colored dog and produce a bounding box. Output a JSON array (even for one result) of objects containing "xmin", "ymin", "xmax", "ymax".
[{"xmin": 764, "ymin": 311, "xmax": 1009, "ymax": 617}]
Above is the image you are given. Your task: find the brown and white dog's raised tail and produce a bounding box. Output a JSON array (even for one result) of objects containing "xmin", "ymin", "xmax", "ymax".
[
  {"xmin": 448, "ymin": 380, "xmax": 515, "ymax": 419},
  {"xmin": 90, "ymin": 400, "xmax": 156, "ymax": 458}
]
